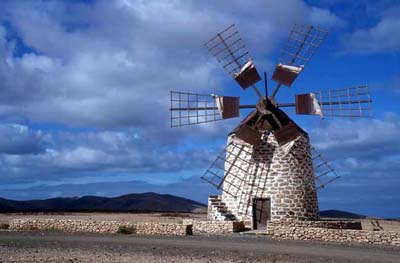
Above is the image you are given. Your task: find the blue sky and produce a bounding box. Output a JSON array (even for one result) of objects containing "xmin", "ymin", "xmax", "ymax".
[{"xmin": 0, "ymin": 0, "xmax": 398, "ymax": 218}]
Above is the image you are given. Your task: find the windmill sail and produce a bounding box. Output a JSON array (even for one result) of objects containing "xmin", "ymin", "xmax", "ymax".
[
  {"xmin": 295, "ymin": 92, "xmax": 324, "ymax": 117},
  {"xmin": 272, "ymin": 24, "xmax": 328, "ymax": 87},
  {"xmin": 215, "ymin": 95, "xmax": 240, "ymax": 119},
  {"xmin": 205, "ymin": 24, "xmax": 261, "ymax": 90},
  {"xmin": 300, "ymin": 85, "xmax": 372, "ymax": 117},
  {"xmin": 170, "ymin": 91, "xmax": 240, "ymax": 127},
  {"xmin": 311, "ymin": 147, "xmax": 340, "ymax": 189},
  {"xmin": 201, "ymin": 141, "xmax": 269, "ymax": 212}
]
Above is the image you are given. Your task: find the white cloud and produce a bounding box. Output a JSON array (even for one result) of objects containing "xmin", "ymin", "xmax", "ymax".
[
  {"xmin": 309, "ymin": 7, "xmax": 345, "ymax": 28},
  {"xmin": 0, "ymin": 124, "xmax": 222, "ymax": 183},
  {"xmin": 0, "ymin": 0, "xmax": 343, "ymax": 128},
  {"xmin": 342, "ymin": 17, "xmax": 400, "ymax": 54},
  {"xmin": 311, "ymin": 113, "xmax": 400, "ymax": 159},
  {"xmin": 0, "ymin": 0, "xmax": 350, "ymax": 186},
  {"xmin": 310, "ymin": 113, "xmax": 400, "ymax": 184}
]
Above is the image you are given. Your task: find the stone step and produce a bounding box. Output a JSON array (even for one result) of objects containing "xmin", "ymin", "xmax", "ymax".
[{"xmin": 211, "ymin": 204, "xmax": 227, "ymax": 209}]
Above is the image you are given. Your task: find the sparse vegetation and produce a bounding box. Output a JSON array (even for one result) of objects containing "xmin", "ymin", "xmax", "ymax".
[
  {"xmin": 0, "ymin": 223, "xmax": 9, "ymax": 229},
  {"xmin": 161, "ymin": 212, "xmax": 190, "ymax": 218},
  {"xmin": 27, "ymin": 225, "xmax": 39, "ymax": 231},
  {"xmin": 117, "ymin": 225, "xmax": 135, "ymax": 234}
]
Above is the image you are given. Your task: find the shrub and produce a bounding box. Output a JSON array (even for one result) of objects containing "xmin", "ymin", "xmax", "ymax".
[
  {"xmin": 0, "ymin": 223, "xmax": 9, "ymax": 230},
  {"xmin": 117, "ymin": 225, "xmax": 135, "ymax": 234}
]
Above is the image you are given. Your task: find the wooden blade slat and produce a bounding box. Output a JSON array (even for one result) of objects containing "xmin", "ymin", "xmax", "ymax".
[
  {"xmin": 201, "ymin": 141, "xmax": 269, "ymax": 213},
  {"xmin": 169, "ymin": 91, "xmax": 241, "ymax": 127},
  {"xmin": 314, "ymin": 85, "xmax": 372, "ymax": 118},
  {"xmin": 272, "ymin": 24, "xmax": 328, "ymax": 88},
  {"xmin": 205, "ymin": 24, "xmax": 261, "ymax": 90},
  {"xmin": 311, "ymin": 147, "xmax": 340, "ymax": 189}
]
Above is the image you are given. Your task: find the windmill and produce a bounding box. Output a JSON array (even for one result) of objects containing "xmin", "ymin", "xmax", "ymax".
[{"xmin": 169, "ymin": 24, "xmax": 372, "ymax": 228}]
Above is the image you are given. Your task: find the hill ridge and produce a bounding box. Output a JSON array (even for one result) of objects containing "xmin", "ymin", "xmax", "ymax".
[{"xmin": 0, "ymin": 192, "xmax": 206, "ymax": 213}]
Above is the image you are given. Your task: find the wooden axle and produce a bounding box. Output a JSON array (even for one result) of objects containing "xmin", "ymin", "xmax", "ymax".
[{"xmin": 169, "ymin": 99, "xmax": 372, "ymax": 111}]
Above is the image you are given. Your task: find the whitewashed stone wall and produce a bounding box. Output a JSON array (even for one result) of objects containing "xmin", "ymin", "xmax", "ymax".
[
  {"xmin": 221, "ymin": 132, "xmax": 319, "ymax": 222},
  {"xmin": 267, "ymin": 223, "xmax": 400, "ymax": 246},
  {"xmin": 183, "ymin": 219, "xmax": 245, "ymax": 234},
  {"xmin": 267, "ymin": 220, "xmax": 362, "ymax": 230},
  {"xmin": 9, "ymin": 219, "xmax": 191, "ymax": 236}
]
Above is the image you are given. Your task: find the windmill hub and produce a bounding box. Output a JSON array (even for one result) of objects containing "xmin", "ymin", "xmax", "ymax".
[
  {"xmin": 267, "ymin": 96, "xmax": 278, "ymax": 107},
  {"xmin": 169, "ymin": 23, "xmax": 372, "ymax": 229}
]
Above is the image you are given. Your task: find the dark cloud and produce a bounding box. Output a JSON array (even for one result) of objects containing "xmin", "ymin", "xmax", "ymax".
[
  {"xmin": 310, "ymin": 113, "xmax": 400, "ymax": 162},
  {"xmin": 0, "ymin": 124, "xmax": 45, "ymax": 155},
  {"xmin": 310, "ymin": 114, "xmax": 400, "ymax": 217},
  {"xmin": 0, "ymin": 125, "xmax": 225, "ymax": 184}
]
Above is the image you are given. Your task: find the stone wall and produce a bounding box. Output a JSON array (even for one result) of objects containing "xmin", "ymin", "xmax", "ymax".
[
  {"xmin": 183, "ymin": 219, "xmax": 245, "ymax": 235},
  {"xmin": 9, "ymin": 219, "xmax": 191, "ymax": 236},
  {"xmin": 221, "ymin": 132, "xmax": 318, "ymax": 222},
  {"xmin": 267, "ymin": 220, "xmax": 362, "ymax": 230},
  {"xmin": 267, "ymin": 223, "xmax": 400, "ymax": 246}
]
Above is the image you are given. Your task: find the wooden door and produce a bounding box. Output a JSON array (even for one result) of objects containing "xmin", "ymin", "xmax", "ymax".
[{"xmin": 252, "ymin": 198, "xmax": 271, "ymax": 229}]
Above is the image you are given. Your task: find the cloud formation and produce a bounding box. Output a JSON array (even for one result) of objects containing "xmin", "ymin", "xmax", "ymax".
[
  {"xmin": 339, "ymin": 2, "xmax": 400, "ymax": 54},
  {"xmin": 310, "ymin": 114, "xmax": 400, "ymax": 217},
  {"xmin": 0, "ymin": 0, "xmax": 344, "ymax": 181},
  {"xmin": 0, "ymin": 0, "xmax": 398, "ymax": 217},
  {"xmin": 0, "ymin": 124, "xmax": 45, "ymax": 155}
]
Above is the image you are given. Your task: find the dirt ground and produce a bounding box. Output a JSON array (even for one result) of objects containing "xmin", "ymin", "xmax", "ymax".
[
  {"xmin": 1, "ymin": 213, "xmax": 399, "ymax": 262},
  {"xmin": 0, "ymin": 212, "xmax": 207, "ymax": 224},
  {"xmin": 0, "ymin": 231, "xmax": 399, "ymax": 263},
  {"xmin": 359, "ymin": 219, "xmax": 400, "ymax": 232}
]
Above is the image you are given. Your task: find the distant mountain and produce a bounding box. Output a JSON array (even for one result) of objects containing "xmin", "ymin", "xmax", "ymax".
[
  {"xmin": 0, "ymin": 192, "xmax": 206, "ymax": 213},
  {"xmin": 320, "ymin": 210, "xmax": 367, "ymax": 219}
]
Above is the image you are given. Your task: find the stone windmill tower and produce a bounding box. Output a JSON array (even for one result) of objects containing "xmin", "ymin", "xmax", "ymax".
[{"xmin": 169, "ymin": 24, "xmax": 372, "ymax": 229}]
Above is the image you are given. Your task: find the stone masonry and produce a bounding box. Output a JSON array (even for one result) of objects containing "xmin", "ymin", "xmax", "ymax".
[
  {"xmin": 207, "ymin": 195, "xmax": 236, "ymax": 221},
  {"xmin": 266, "ymin": 222, "xmax": 400, "ymax": 246},
  {"xmin": 209, "ymin": 131, "xmax": 319, "ymax": 223},
  {"xmin": 183, "ymin": 219, "xmax": 245, "ymax": 235},
  {"xmin": 8, "ymin": 218, "xmax": 245, "ymax": 236},
  {"xmin": 9, "ymin": 219, "xmax": 191, "ymax": 236}
]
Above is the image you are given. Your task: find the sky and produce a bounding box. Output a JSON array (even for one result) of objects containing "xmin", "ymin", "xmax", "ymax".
[{"xmin": 0, "ymin": 0, "xmax": 398, "ymax": 218}]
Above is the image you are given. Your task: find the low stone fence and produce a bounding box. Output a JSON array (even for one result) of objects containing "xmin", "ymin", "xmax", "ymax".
[
  {"xmin": 183, "ymin": 219, "xmax": 245, "ymax": 235},
  {"xmin": 267, "ymin": 220, "xmax": 362, "ymax": 230},
  {"xmin": 9, "ymin": 219, "xmax": 191, "ymax": 236},
  {"xmin": 267, "ymin": 222, "xmax": 400, "ymax": 246}
]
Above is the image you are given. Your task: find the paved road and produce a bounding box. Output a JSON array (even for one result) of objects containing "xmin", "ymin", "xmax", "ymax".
[{"xmin": 0, "ymin": 231, "xmax": 399, "ymax": 262}]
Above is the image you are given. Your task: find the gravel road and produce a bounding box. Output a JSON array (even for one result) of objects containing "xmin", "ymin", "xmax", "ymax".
[{"xmin": 0, "ymin": 231, "xmax": 399, "ymax": 262}]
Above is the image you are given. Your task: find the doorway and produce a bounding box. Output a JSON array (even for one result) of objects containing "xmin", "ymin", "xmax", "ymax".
[{"xmin": 252, "ymin": 198, "xmax": 271, "ymax": 230}]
